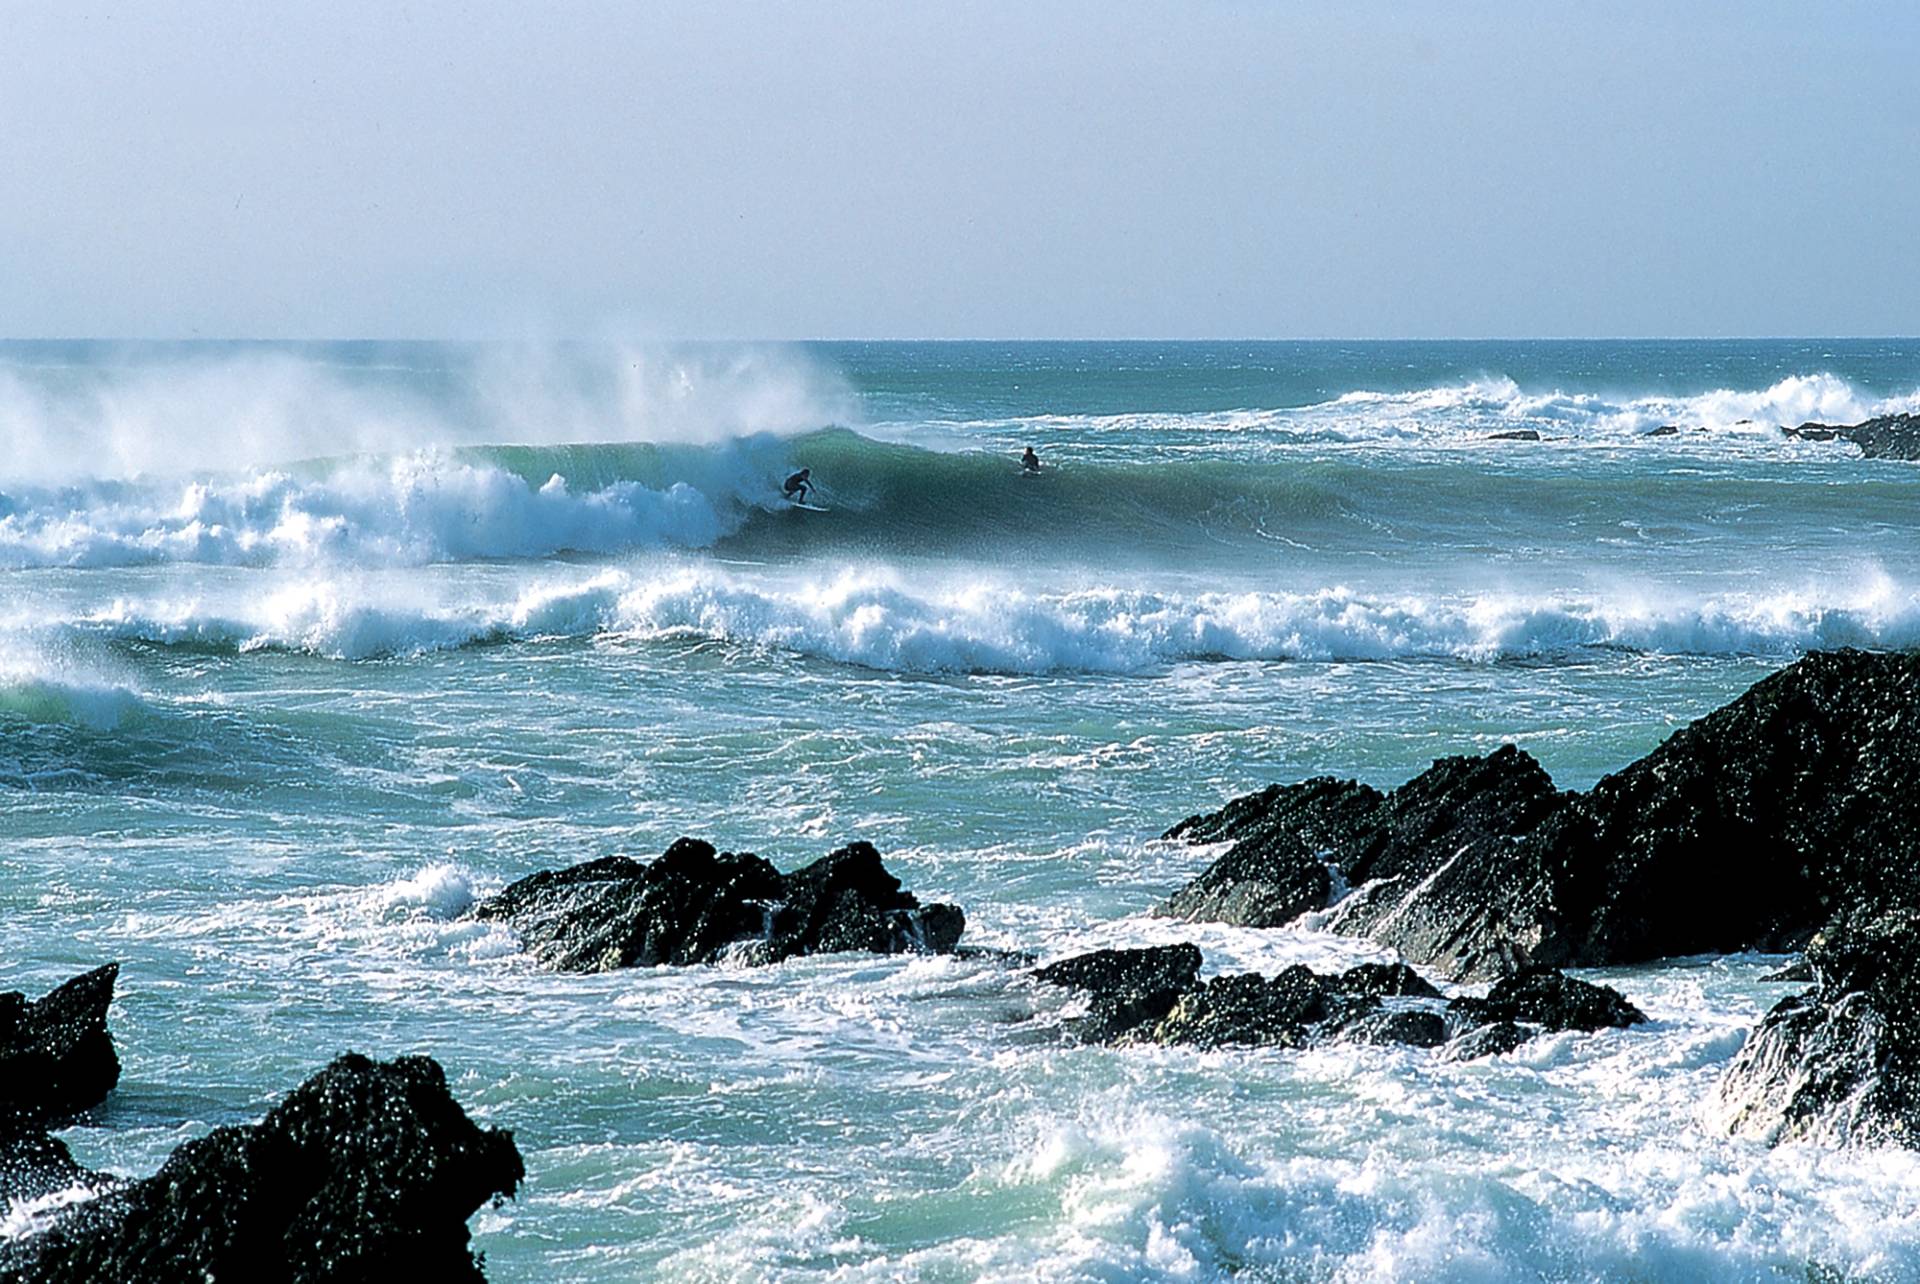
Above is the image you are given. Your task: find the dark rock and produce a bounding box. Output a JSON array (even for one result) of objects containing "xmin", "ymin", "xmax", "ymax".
[
  {"xmin": 1762, "ymin": 959, "xmax": 1814, "ymax": 984},
  {"xmin": 1717, "ymin": 908, "xmax": 1920, "ymax": 1146},
  {"xmin": 1144, "ymin": 967, "xmax": 1331, "ymax": 1049},
  {"xmin": 0, "ymin": 966, "xmax": 120, "ymax": 1128},
  {"xmin": 1487, "ymin": 429, "xmax": 1542, "ymax": 441},
  {"xmin": 1340, "ymin": 1008, "xmax": 1448, "ymax": 1048},
  {"xmin": 476, "ymin": 838, "xmax": 964, "ymax": 972},
  {"xmin": 1450, "ymin": 966, "xmax": 1645, "ymax": 1032},
  {"xmin": 0, "ymin": 1053, "xmax": 522, "ymax": 1283},
  {"xmin": 1333, "ymin": 962, "xmax": 1443, "ymax": 1000},
  {"xmin": 1644, "ymin": 424, "xmax": 1682, "ymax": 438},
  {"xmin": 1441, "ymin": 1020, "xmax": 1533, "ymax": 1061},
  {"xmin": 1156, "ymin": 776, "xmax": 1380, "ymax": 930},
  {"xmin": 1786, "ymin": 413, "xmax": 1920, "ymax": 460},
  {"xmin": 1163, "ymin": 650, "xmax": 1920, "ymax": 978},
  {"xmin": 0, "ymin": 1131, "xmax": 112, "ymax": 1223},
  {"xmin": 1031, "ymin": 945, "xmax": 1202, "ymax": 1044}
]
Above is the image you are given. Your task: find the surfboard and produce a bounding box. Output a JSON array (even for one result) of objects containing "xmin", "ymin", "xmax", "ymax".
[{"xmin": 788, "ymin": 501, "xmax": 831, "ymax": 513}]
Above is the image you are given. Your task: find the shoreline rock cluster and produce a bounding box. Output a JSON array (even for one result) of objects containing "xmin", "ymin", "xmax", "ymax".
[
  {"xmin": 7, "ymin": 645, "xmax": 1920, "ymax": 1270},
  {"xmin": 472, "ymin": 837, "xmax": 965, "ymax": 972},
  {"xmin": 1782, "ymin": 411, "xmax": 1920, "ymax": 460},
  {"xmin": 0, "ymin": 967, "xmax": 521, "ymax": 1283},
  {"xmin": 1161, "ymin": 648, "xmax": 1920, "ymax": 981},
  {"xmin": 1030, "ymin": 944, "xmax": 1643, "ymax": 1056},
  {"xmin": 1159, "ymin": 647, "xmax": 1920, "ymax": 1148}
]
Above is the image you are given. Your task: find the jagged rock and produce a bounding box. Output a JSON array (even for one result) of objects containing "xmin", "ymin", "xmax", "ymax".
[
  {"xmin": 1144, "ymin": 967, "xmax": 1330, "ymax": 1049},
  {"xmin": 1450, "ymin": 966, "xmax": 1645, "ymax": 1033},
  {"xmin": 1332, "ymin": 962, "xmax": 1443, "ymax": 1000},
  {"xmin": 1163, "ymin": 650, "xmax": 1920, "ymax": 978},
  {"xmin": 475, "ymin": 838, "xmax": 964, "ymax": 972},
  {"xmin": 1441, "ymin": 1021, "xmax": 1532, "ymax": 1061},
  {"xmin": 1762, "ymin": 959, "xmax": 1814, "ymax": 984},
  {"xmin": 1158, "ymin": 777, "xmax": 1381, "ymax": 929},
  {"xmin": 1031, "ymin": 945, "xmax": 1201, "ymax": 1043},
  {"xmin": 1487, "ymin": 429, "xmax": 1542, "ymax": 441},
  {"xmin": 1341, "ymin": 1008, "xmax": 1448, "ymax": 1048},
  {"xmin": 0, "ymin": 1053, "xmax": 522, "ymax": 1283},
  {"xmin": 1644, "ymin": 424, "xmax": 1681, "ymax": 438},
  {"xmin": 1717, "ymin": 908, "xmax": 1920, "ymax": 1147},
  {"xmin": 1031, "ymin": 947, "xmax": 1627, "ymax": 1057},
  {"xmin": 0, "ymin": 966, "xmax": 120, "ymax": 1129},
  {"xmin": 1785, "ymin": 413, "xmax": 1920, "ymax": 460}
]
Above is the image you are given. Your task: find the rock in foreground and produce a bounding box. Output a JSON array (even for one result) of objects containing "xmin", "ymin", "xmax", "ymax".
[
  {"xmin": 476, "ymin": 838, "xmax": 965, "ymax": 972},
  {"xmin": 0, "ymin": 1053, "xmax": 522, "ymax": 1284},
  {"xmin": 1162, "ymin": 650, "xmax": 1920, "ymax": 978},
  {"xmin": 1716, "ymin": 909, "xmax": 1920, "ymax": 1148},
  {"xmin": 1031, "ymin": 945, "xmax": 1640, "ymax": 1056},
  {"xmin": 0, "ymin": 965, "xmax": 120, "ymax": 1128}
]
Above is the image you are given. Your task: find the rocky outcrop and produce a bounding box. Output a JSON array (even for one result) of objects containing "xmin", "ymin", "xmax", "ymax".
[
  {"xmin": 0, "ymin": 966, "xmax": 120, "ymax": 1128},
  {"xmin": 475, "ymin": 837, "xmax": 964, "ymax": 972},
  {"xmin": 1716, "ymin": 909, "xmax": 1920, "ymax": 1147},
  {"xmin": 1784, "ymin": 412, "xmax": 1920, "ymax": 460},
  {"xmin": 1031, "ymin": 945, "xmax": 1641, "ymax": 1056},
  {"xmin": 0, "ymin": 1053, "xmax": 523, "ymax": 1283},
  {"xmin": 1162, "ymin": 650, "xmax": 1920, "ymax": 979},
  {"xmin": 1450, "ymin": 966, "xmax": 1647, "ymax": 1032}
]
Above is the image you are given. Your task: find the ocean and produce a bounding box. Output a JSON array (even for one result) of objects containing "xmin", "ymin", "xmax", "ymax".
[{"xmin": 5, "ymin": 338, "xmax": 1920, "ymax": 1280}]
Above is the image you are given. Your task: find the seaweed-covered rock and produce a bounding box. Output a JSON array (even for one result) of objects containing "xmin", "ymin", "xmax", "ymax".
[
  {"xmin": 475, "ymin": 838, "xmax": 963, "ymax": 972},
  {"xmin": 1030, "ymin": 945, "xmax": 1202, "ymax": 1044},
  {"xmin": 1716, "ymin": 908, "xmax": 1920, "ymax": 1147},
  {"xmin": 0, "ymin": 1053, "xmax": 522, "ymax": 1283},
  {"xmin": 1163, "ymin": 650, "xmax": 1920, "ymax": 978},
  {"xmin": 1450, "ymin": 966, "xmax": 1646, "ymax": 1033},
  {"xmin": 0, "ymin": 966, "xmax": 120, "ymax": 1128}
]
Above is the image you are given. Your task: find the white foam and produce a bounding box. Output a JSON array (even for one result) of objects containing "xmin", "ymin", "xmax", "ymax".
[
  {"xmin": 380, "ymin": 863, "xmax": 478, "ymax": 922},
  {"xmin": 56, "ymin": 565, "xmax": 1920, "ymax": 669}
]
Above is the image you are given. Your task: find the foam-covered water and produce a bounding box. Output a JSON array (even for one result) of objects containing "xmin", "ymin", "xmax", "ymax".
[{"xmin": 6, "ymin": 339, "xmax": 1920, "ymax": 1280}]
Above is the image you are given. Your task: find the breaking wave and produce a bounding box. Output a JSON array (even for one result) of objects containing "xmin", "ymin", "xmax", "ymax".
[{"xmin": 56, "ymin": 569, "xmax": 1920, "ymax": 672}]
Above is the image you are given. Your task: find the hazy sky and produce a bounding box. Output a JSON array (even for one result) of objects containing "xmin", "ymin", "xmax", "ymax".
[{"xmin": 2, "ymin": 1, "xmax": 1915, "ymax": 339}]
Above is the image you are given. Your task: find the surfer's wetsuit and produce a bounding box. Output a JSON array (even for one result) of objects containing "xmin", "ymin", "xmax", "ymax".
[
  {"xmin": 784, "ymin": 469, "xmax": 812, "ymax": 501},
  {"xmin": 1021, "ymin": 449, "xmax": 1041, "ymax": 473}
]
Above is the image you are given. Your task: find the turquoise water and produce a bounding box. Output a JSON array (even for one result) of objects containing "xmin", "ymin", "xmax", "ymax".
[{"xmin": 5, "ymin": 340, "xmax": 1920, "ymax": 1279}]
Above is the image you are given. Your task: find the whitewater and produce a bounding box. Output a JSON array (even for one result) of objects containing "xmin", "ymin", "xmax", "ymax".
[{"xmin": 7, "ymin": 338, "xmax": 1920, "ymax": 1281}]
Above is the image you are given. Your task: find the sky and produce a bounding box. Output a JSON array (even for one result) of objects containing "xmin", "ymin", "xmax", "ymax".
[{"xmin": 1, "ymin": 1, "xmax": 1915, "ymax": 340}]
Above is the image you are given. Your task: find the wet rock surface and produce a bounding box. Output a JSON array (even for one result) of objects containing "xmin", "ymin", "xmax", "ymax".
[
  {"xmin": 1031, "ymin": 946, "xmax": 1643, "ymax": 1057},
  {"xmin": 1717, "ymin": 908, "xmax": 1920, "ymax": 1147},
  {"xmin": 0, "ymin": 1053, "xmax": 523, "ymax": 1284},
  {"xmin": 0, "ymin": 966, "xmax": 120, "ymax": 1129},
  {"xmin": 1784, "ymin": 412, "xmax": 1920, "ymax": 460},
  {"xmin": 475, "ymin": 837, "xmax": 965, "ymax": 972},
  {"xmin": 1163, "ymin": 650, "xmax": 1920, "ymax": 978}
]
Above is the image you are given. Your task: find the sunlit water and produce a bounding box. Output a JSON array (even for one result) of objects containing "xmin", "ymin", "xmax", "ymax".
[{"xmin": 5, "ymin": 340, "xmax": 1920, "ymax": 1280}]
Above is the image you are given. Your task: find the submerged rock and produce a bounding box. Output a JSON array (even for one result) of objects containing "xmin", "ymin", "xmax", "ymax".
[
  {"xmin": 1487, "ymin": 429, "xmax": 1542, "ymax": 441},
  {"xmin": 1784, "ymin": 412, "xmax": 1920, "ymax": 460},
  {"xmin": 0, "ymin": 966, "xmax": 120, "ymax": 1129},
  {"xmin": 476, "ymin": 838, "xmax": 965, "ymax": 972},
  {"xmin": 1030, "ymin": 945, "xmax": 1639, "ymax": 1056},
  {"xmin": 1163, "ymin": 650, "xmax": 1920, "ymax": 978},
  {"xmin": 0, "ymin": 1053, "xmax": 523, "ymax": 1283},
  {"xmin": 1716, "ymin": 908, "xmax": 1920, "ymax": 1147}
]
